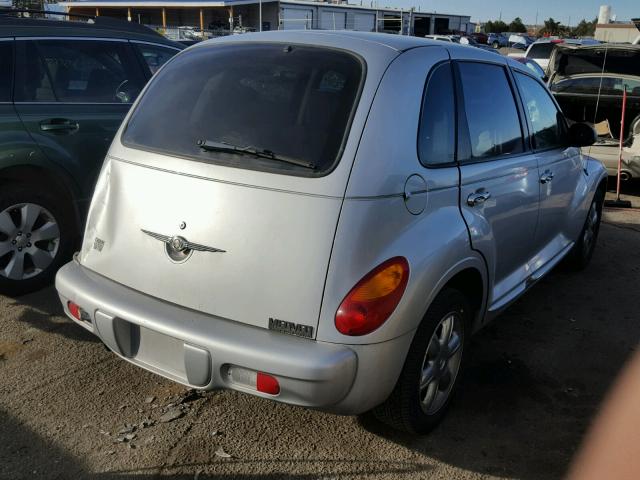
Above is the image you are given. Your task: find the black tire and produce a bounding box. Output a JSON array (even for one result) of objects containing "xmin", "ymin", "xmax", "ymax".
[
  {"xmin": 565, "ymin": 189, "xmax": 604, "ymax": 271},
  {"xmin": 372, "ymin": 288, "xmax": 470, "ymax": 434},
  {"xmin": 492, "ymin": 41, "xmax": 500, "ymax": 49},
  {"xmin": 0, "ymin": 183, "xmax": 77, "ymax": 296}
]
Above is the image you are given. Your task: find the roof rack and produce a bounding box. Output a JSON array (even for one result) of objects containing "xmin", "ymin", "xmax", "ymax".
[{"xmin": 0, "ymin": 8, "xmax": 162, "ymax": 37}]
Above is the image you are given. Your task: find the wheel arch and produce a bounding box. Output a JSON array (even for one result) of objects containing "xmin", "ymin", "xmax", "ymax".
[
  {"xmin": 417, "ymin": 256, "xmax": 489, "ymax": 337},
  {"xmin": 0, "ymin": 164, "xmax": 82, "ymax": 231}
]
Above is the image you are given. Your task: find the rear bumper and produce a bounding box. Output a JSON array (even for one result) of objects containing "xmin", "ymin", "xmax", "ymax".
[{"xmin": 55, "ymin": 258, "xmax": 412, "ymax": 414}]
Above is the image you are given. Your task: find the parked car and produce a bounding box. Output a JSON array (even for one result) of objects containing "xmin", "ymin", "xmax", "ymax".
[
  {"xmin": 469, "ymin": 32, "xmax": 488, "ymax": 45},
  {"xmin": 487, "ymin": 32, "xmax": 508, "ymax": 48},
  {"xmin": 0, "ymin": 14, "xmax": 182, "ymax": 295},
  {"xmin": 509, "ymin": 34, "xmax": 534, "ymax": 50},
  {"xmin": 524, "ymin": 39, "xmax": 563, "ymax": 70},
  {"xmin": 525, "ymin": 38, "xmax": 600, "ymax": 71},
  {"xmin": 548, "ymin": 44, "xmax": 640, "ymax": 180},
  {"xmin": 513, "ymin": 57, "xmax": 547, "ymax": 80},
  {"xmin": 56, "ymin": 31, "xmax": 606, "ymax": 434},
  {"xmin": 459, "ymin": 35, "xmax": 501, "ymax": 54},
  {"xmin": 424, "ymin": 34, "xmax": 459, "ymax": 43}
]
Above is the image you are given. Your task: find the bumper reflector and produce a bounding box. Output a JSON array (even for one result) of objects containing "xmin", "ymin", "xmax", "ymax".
[
  {"xmin": 227, "ymin": 366, "xmax": 280, "ymax": 396},
  {"xmin": 67, "ymin": 301, "xmax": 90, "ymax": 322},
  {"xmin": 257, "ymin": 372, "xmax": 280, "ymax": 395}
]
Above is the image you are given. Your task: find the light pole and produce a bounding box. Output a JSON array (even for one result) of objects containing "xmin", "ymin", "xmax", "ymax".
[{"xmin": 259, "ymin": 0, "xmax": 262, "ymax": 31}]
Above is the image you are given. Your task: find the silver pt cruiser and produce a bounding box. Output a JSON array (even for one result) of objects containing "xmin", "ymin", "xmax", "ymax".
[{"xmin": 56, "ymin": 31, "xmax": 606, "ymax": 433}]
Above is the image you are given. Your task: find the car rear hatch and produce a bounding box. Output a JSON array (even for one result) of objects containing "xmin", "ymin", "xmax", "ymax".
[
  {"xmin": 78, "ymin": 40, "xmax": 378, "ymax": 337},
  {"xmin": 548, "ymin": 44, "xmax": 640, "ymax": 81},
  {"xmin": 548, "ymin": 44, "xmax": 640, "ymax": 138}
]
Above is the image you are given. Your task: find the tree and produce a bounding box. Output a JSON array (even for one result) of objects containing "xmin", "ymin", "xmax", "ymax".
[
  {"xmin": 539, "ymin": 17, "xmax": 563, "ymax": 36},
  {"xmin": 508, "ymin": 17, "xmax": 527, "ymax": 33},
  {"xmin": 572, "ymin": 18, "xmax": 597, "ymax": 37},
  {"xmin": 485, "ymin": 20, "xmax": 508, "ymax": 33}
]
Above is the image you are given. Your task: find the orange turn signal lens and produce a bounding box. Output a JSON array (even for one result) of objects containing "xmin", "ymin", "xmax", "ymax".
[{"xmin": 335, "ymin": 257, "xmax": 409, "ymax": 336}]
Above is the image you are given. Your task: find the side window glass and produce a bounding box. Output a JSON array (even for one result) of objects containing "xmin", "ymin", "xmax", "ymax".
[
  {"xmin": 135, "ymin": 44, "xmax": 178, "ymax": 75},
  {"xmin": 458, "ymin": 63, "xmax": 523, "ymax": 160},
  {"xmin": 0, "ymin": 42, "xmax": 13, "ymax": 102},
  {"xmin": 15, "ymin": 40, "xmax": 145, "ymax": 103},
  {"xmin": 418, "ymin": 62, "xmax": 455, "ymax": 166},
  {"xmin": 515, "ymin": 72, "xmax": 566, "ymax": 150}
]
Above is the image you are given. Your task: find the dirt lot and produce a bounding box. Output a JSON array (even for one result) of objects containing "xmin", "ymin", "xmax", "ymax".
[{"xmin": 1, "ymin": 187, "xmax": 639, "ymax": 480}]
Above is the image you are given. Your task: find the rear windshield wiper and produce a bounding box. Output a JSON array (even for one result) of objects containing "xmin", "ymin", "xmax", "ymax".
[{"xmin": 197, "ymin": 139, "xmax": 315, "ymax": 170}]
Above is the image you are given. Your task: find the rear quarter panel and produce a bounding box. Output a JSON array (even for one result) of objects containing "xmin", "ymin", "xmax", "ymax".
[{"xmin": 316, "ymin": 46, "xmax": 487, "ymax": 345}]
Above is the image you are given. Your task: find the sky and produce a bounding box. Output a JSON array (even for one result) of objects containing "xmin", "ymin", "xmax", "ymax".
[{"xmin": 380, "ymin": 0, "xmax": 637, "ymax": 25}]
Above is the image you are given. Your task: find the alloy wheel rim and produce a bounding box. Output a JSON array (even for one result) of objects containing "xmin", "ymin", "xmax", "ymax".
[
  {"xmin": 0, "ymin": 203, "xmax": 60, "ymax": 281},
  {"xmin": 582, "ymin": 201, "xmax": 599, "ymax": 256},
  {"xmin": 419, "ymin": 312, "xmax": 463, "ymax": 415}
]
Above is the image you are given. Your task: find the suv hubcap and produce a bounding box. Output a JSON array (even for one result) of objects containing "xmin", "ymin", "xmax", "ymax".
[
  {"xmin": 419, "ymin": 312, "xmax": 463, "ymax": 415},
  {"xmin": 0, "ymin": 203, "xmax": 60, "ymax": 281}
]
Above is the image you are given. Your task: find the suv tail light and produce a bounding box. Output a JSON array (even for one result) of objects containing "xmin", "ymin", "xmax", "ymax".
[{"xmin": 335, "ymin": 257, "xmax": 409, "ymax": 336}]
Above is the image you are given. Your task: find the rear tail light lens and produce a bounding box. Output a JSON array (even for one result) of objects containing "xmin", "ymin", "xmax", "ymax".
[{"xmin": 335, "ymin": 257, "xmax": 410, "ymax": 336}]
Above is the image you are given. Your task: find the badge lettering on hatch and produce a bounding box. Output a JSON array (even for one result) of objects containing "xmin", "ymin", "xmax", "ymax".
[{"xmin": 268, "ymin": 318, "xmax": 314, "ymax": 339}]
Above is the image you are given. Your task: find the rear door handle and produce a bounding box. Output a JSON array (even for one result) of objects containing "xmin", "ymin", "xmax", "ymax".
[
  {"xmin": 540, "ymin": 170, "xmax": 554, "ymax": 184},
  {"xmin": 40, "ymin": 118, "xmax": 79, "ymax": 133},
  {"xmin": 467, "ymin": 190, "xmax": 491, "ymax": 207}
]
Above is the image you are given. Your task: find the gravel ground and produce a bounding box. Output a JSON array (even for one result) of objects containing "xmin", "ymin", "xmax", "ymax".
[{"xmin": 1, "ymin": 188, "xmax": 639, "ymax": 480}]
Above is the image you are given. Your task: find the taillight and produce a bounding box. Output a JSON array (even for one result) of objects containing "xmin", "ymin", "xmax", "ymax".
[{"xmin": 335, "ymin": 257, "xmax": 409, "ymax": 336}]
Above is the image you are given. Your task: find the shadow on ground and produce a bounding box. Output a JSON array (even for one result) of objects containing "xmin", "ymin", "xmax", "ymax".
[
  {"xmin": 359, "ymin": 218, "xmax": 640, "ymax": 478},
  {"xmin": 7, "ymin": 286, "xmax": 98, "ymax": 343},
  {"xmin": 1, "ymin": 213, "xmax": 639, "ymax": 480}
]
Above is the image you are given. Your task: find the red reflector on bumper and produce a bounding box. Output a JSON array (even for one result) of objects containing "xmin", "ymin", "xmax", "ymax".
[
  {"xmin": 67, "ymin": 301, "xmax": 82, "ymax": 321},
  {"xmin": 256, "ymin": 372, "xmax": 280, "ymax": 395}
]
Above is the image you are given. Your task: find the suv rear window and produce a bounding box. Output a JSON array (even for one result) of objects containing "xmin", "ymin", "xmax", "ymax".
[
  {"xmin": 527, "ymin": 43, "xmax": 555, "ymax": 60},
  {"xmin": 122, "ymin": 43, "xmax": 364, "ymax": 175}
]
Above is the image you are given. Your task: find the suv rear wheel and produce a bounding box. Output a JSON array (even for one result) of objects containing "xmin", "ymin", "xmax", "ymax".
[
  {"xmin": 372, "ymin": 288, "xmax": 470, "ymax": 434},
  {"xmin": 565, "ymin": 190, "xmax": 604, "ymax": 271},
  {"xmin": 0, "ymin": 184, "xmax": 76, "ymax": 296}
]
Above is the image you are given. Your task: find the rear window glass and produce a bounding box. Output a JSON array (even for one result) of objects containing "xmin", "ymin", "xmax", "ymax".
[
  {"xmin": 527, "ymin": 43, "xmax": 555, "ymax": 59},
  {"xmin": 122, "ymin": 43, "xmax": 364, "ymax": 175}
]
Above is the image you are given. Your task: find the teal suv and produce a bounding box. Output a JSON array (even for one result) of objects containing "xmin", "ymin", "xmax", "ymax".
[{"xmin": 0, "ymin": 15, "xmax": 182, "ymax": 295}]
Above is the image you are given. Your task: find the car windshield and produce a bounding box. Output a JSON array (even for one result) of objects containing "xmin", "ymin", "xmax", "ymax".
[{"xmin": 122, "ymin": 43, "xmax": 364, "ymax": 175}]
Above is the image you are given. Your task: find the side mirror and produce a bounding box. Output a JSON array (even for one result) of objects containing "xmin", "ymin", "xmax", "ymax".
[{"xmin": 568, "ymin": 122, "xmax": 597, "ymax": 147}]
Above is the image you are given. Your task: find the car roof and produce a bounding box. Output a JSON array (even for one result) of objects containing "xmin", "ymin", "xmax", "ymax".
[
  {"xmin": 0, "ymin": 16, "xmax": 182, "ymax": 47},
  {"xmin": 201, "ymin": 30, "xmax": 441, "ymax": 54},
  {"xmin": 198, "ymin": 30, "xmax": 506, "ymax": 65}
]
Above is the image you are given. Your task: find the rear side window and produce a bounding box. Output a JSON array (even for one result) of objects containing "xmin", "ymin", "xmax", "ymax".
[
  {"xmin": 0, "ymin": 41, "xmax": 13, "ymax": 102},
  {"xmin": 135, "ymin": 43, "xmax": 178, "ymax": 75},
  {"xmin": 458, "ymin": 63, "xmax": 523, "ymax": 160},
  {"xmin": 527, "ymin": 43, "xmax": 555, "ymax": 60},
  {"xmin": 15, "ymin": 40, "xmax": 145, "ymax": 103},
  {"xmin": 515, "ymin": 72, "xmax": 567, "ymax": 150},
  {"xmin": 122, "ymin": 44, "xmax": 363, "ymax": 175},
  {"xmin": 418, "ymin": 62, "xmax": 455, "ymax": 166}
]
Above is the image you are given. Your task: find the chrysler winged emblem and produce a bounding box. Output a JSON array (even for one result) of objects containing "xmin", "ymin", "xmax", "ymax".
[{"xmin": 142, "ymin": 229, "xmax": 225, "ymax": 262}]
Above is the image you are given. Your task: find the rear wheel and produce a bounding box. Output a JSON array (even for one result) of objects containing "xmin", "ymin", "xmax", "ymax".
[
  {"xmin": 0, "ymin": 184, "xmax": 77, "ymax": 296},
  {"xmin": 372, "ymin": 288, "xmax": 470, "ymax": 434},
  {"xmin": 565, "ymin": 190, "xmax": 604, "ymax": 271},
  {"xmin": 492, "ymin": 41, "xmax": 500, "ymax": 49}
]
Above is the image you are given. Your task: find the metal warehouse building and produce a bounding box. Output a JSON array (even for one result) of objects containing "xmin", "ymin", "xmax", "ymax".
[{"xmin": 58, "ymin": 0, "xmax": 473, "ymax": 38}]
